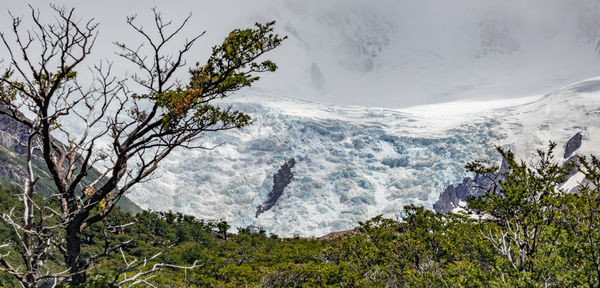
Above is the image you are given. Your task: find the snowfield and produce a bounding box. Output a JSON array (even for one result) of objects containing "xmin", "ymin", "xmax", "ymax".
[{"xmin": 127, "ymin": 78, "xmax": 600, "ymax": 237}]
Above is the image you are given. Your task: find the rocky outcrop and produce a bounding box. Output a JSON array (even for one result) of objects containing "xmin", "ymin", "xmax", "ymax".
[
  {"xmin": 0, "ymin": 106, "xmax": 142, "ymax": 213},
  {"xmin": 256, "ymin": 159, "xmax": 296, "ymax": 217},
  {"xmin": 0, "ymin": 160, "xmax": 28, "ymax": 184},
  {"xmin": 433, "ymin": 173, "xmax": 501, "ymax": 213},
  {"xmin": 434, "ymin": 132, "xmax": 583, "ymax": 213},
  {"xmin": 564, "ymin": 132, "xmax": 582, "ymax": 158},
  {"xmin": 0, "ymin": 108, "xmax": 35, "ymax": 189},
  {"xmin": 0, "ymin": 108, "xmax": 29, "ymax": 155}
]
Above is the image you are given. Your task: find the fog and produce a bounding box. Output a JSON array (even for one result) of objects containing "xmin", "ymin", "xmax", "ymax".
[{"xmin": 2, "ymin": 0, "xmax": 600, "ymax": 107}]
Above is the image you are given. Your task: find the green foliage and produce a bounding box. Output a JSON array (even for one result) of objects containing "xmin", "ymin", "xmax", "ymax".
[
  {"xmin": 190, "ymin": 21, "xmax": 283, "ymax": 94},
  {"xmin": 0, "ymin": 6, "xmax": 285, "ymax": 286},
  {"xmin": 467, "ymin": 143, "xmax": 574, "ymax": 286},
  {"xmin": 0, "ymin": 70, "xmax": 18, "ymax": 102},
  {"xmin": 138, "ymin": 21, "xmax": 285, "ymax": 131},
  {"xmin": 0, "ymin": 142, "xmax": 599, "ymax": 287}
]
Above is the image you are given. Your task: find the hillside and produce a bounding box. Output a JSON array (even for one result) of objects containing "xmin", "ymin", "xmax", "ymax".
[{"xmin": 0, "ymin": 111, "xmax": 142, "ymax": 215}]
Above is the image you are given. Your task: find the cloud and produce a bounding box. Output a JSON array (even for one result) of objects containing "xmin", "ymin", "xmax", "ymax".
[{"xmin": 1, "ymin": 1, "xmax": 599, "ymax": 107}]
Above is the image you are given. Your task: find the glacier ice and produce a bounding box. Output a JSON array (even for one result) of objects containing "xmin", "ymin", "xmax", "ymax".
[{"xmin": 127, "ymin": 78, "xmax": 600, "ymax": 237}]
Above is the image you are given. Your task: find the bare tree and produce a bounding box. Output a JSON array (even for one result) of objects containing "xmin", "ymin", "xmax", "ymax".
[
  {"xmin": 112, "ymin": 247, "xmax": 199, "ymax": 287},
  {"xmin": 0, "ymin": 4, "xmax": 284, "ymax": 286}
]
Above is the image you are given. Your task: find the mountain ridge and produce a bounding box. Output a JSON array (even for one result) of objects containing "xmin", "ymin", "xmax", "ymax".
[{"xmin": 0, "ymin": 110, "xmax": 142, "ymax": 215}]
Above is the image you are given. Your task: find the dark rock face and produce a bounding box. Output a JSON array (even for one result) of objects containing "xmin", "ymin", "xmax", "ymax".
[
  {"xmin": 0, "ymin": 109, "xmax": 29, "ymax": 155},
  {"xmin": 0, "ymin": 106, "xmax": 142, "ymax": 213},
  {"xmin": 0, "ymin": 162, "xmax": 29, "ymax": 185},
  {"xmin": 433, "ymin": 173, "xmax": 500, "ymax": 213},
  {"xmin": 256, "ymin": 159, "xmax": 296, "ymax": 217},
  {"xmin": 433, "ymin": 185, "xmax": 458, "ymax": 213},
  {"xmin": 0, "ymin": 107, "xmax": 71, "ymax": 194},
  {"xmin": 564, "ymin": 132, "xmax": 583, "ymax": 158},
  {"xmin": 0, "ymin": 109, "xmax": 33, "ymax": 186},
  {"xmin": 434, "ymin": 132, "xmax": 584, "ymax": 213}
]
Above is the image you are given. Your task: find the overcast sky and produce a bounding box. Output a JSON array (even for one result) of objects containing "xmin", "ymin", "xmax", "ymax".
[{"xmin": 1, "ymin": 0, "xmax": 600, "ymax": 108}]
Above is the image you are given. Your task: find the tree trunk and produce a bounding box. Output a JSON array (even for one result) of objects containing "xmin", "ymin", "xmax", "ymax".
[
  {"xmin": 66, "ymin": 221, "xmax": 87, "ymax": 285},
  {"xmin": 23, "ymin": 137, "xmax": 38, "ymax": 288}
]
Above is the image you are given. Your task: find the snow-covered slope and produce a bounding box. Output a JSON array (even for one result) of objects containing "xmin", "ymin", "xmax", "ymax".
[
  {"xmin": 127, "ymin": 78, "xmax": 600, "ymax": 237},
  {"xmin": 5, "ymin": 1, "xmax": 600, "ymax": 107},
  {"xmin": 243, "ymin": 0, "xmax": 600, "ymax": 107}
]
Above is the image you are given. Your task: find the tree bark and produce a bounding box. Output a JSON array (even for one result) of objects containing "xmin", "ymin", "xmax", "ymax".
[{"xmin": 66, "ymin": 220, "xmax": 86, "ymax": 285}]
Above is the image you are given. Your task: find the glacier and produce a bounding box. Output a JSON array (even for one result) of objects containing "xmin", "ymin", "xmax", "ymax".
[
  {"xmin": 8, "ymin": 0, "xmax": 600, "ymax": 237},
  {"xmin": 127, "ymin": 78, "xmax": 600, "ymax": 237}
]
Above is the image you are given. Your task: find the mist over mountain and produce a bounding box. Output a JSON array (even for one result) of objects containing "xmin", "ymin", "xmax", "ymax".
[
  {"xmin": 243, "ymin": 0, "xmax": 600, "ymax": 107},
  {"xmin": 4, "ymin": 0, "xmax": 600, "ymax": 107}
]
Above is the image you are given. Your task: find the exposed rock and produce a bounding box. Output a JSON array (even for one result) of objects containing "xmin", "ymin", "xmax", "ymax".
[
  {"xmin": 0, "ymin": 105, "xmax": 142, "ymax": 214},
  {"xmin": 433, "ymin": 173, "xmax": 499, "ymax": 213},
  {"xmin": 325, "ymin": 8, "xmax": 394, "ymax": 73},
  {"xmin": 256, "ymin": 159, "xmax": 296, "ymax": 217},
  {"xmin": 564, "ymin": 132, "xmax": 583, "ymax": 158},
  {"xmin": 433, "ymin": 185, "xmax": 458, "ymax": 214},
  {"xmin": 0, "ymin": 160, "xmax": 28, "ymax": 185},
  {"xmin": 0, "ymin": 108, "xmax": 29, "ymax": 155},
  {"xmin": 435, "ymin": 132, "xmax": 585, "ymax": 213}
]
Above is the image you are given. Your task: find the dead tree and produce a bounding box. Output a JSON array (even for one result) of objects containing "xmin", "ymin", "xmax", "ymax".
[{"xmin": 0, "ymin": 4, "xmax": 284, "ymax": 286}]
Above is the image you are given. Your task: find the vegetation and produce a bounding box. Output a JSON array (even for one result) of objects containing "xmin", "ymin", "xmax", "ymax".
[
  {"xmin": 0, "ymin": 143, "xmax": 597, "ymax": 287},
  {"xmin": 0, "ymin": 4, "xmax": 597, "ymax": 288},
  {"xmin": 0, "ymin": 5, "xmax": 283, "ymax": 286}
]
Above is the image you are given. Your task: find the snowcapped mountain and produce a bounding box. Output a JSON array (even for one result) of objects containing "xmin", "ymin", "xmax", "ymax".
[
  {"xmin": 127, "ymin": 78, "xmax": 600, "ymax": 237},
  {"xmin": 71, "ymin": 1, "xmax": 600, "ymax": 236},
  {"xmin": 242, "ymin": 0, "xmax": 600, "ymax": 107},
  {"xmin": 2, "ymin": 1, "xmax": 600, "ymax": 238}
]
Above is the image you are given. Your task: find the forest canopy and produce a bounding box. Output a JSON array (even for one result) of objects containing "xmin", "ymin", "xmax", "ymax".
[{"xmin": 0, "ymin": 143, "xmax": 597, "ymax": 287}]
